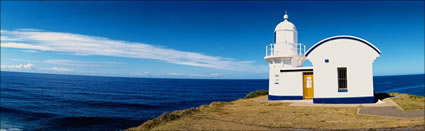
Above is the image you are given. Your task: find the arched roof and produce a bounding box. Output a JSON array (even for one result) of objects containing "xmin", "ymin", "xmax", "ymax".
[
  {"xmin": 274, "ymin": 12, "xmax": 296, "ymax": 31},
  {"xmin": 304, "ymin": 35, "xmax": 381, "ymax": 57},
  {"xmin": 275, "ymin": 20, "xmax": 296, "ymax": 31}
]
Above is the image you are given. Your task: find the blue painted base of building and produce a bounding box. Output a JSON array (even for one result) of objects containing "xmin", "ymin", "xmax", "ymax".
[
  {"xmin": 268, "ymin": 95, "xmax": 303, "ymax": 100},
  {"xmin": 313, "ymin": 96, "xmax": 375, "ymax": 104}
]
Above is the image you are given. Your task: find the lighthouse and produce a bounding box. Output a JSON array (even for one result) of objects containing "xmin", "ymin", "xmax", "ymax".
[
  {"xmin": 265, "ymin": 11, "xmax": 381, "ymax": 103},
  {"xmin": 265, "ymin": 12, "xmax": 311, "ymax": 100}
]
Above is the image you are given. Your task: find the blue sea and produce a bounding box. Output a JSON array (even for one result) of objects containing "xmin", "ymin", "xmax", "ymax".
[{"xmin": 1, "ymin": 71, "xmax": 424, "ymax": 130}]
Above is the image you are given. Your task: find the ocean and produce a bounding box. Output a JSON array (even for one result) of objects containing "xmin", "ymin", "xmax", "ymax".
[{"xmin": 1, "ymin": 71, "xmax": 424, "ymax": 130}]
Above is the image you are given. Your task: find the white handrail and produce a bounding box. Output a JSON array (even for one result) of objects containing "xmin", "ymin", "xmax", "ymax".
[
  {"xmin": 265, "ymin": 43, "xmax": 306, "ymax": 57},
  {"xmin": 265, "ymin": 45, "xmax": 268, "ymax": 56}
]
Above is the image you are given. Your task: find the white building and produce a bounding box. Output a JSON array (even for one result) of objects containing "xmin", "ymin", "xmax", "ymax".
[{"xmin": 265, "ymin": 12, "xmax": 381, "ymax": 104}]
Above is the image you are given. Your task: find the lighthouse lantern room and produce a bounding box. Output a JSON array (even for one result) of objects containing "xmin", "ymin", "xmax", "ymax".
[{"xmin": 265, "ymin": 11, "xmax": 306, "ymax": 67}]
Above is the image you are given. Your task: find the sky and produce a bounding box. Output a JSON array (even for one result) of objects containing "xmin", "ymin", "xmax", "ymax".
[{"xmin": 1, "ymin": 1, "xmax": 424, "ymax": 79}]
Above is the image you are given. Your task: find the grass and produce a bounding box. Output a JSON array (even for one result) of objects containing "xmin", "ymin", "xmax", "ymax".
[
  {"xmin": 129, "ymin": 108, "xmax": 199, "ymax": 130},
  {"xmin": 389, "ymin": 93, "xmax": 425, "ymax": 111},
  {"xmin": 126, "ymin": 101, "xmax": 230, "ymax": 131},
  {"xmin": 243, "ymin": 90, "xmax": 268, "ymax": 99},
  {"xmin": 128, "ymin": 92, "xmax": 424, "ymax": 130}
]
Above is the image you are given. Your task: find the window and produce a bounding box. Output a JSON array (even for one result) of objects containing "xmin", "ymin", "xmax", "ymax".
[{"xmin": 337, "ymin": 67, "xmax": 348, "ymax": 92}]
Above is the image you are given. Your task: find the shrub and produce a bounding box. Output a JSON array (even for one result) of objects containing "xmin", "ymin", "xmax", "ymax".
[{"xmin": 243, "ymin": 90, "xmax": 268, "ymax": 99}]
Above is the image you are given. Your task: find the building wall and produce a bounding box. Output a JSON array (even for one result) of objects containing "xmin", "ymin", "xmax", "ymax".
[
  {"xmin": 268, "ymin": 67, "xmax": 312, "ymax": 100},
  {"xmin": 306, "ymin": 37, "xmax": 379, "ymax": 103},
  {"xmin": 312, "ymin": 61, "xmax": 374, "ymax": 98}
]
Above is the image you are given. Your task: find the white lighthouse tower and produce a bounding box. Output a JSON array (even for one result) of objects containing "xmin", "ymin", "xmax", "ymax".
[
  {"xmin": 265, "ymin": 11, "xmax": 309, "ymax": 100},
  {"xmin": 265, "ymin": 11, "xmax": 305, "ymax": 67}
]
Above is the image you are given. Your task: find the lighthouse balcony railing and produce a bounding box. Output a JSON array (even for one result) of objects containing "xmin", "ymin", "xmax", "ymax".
[{"xmin": 265, "ymin": 43, "xmax": 306, "ymax": 57}]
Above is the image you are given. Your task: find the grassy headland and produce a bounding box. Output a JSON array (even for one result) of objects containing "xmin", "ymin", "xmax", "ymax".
[
  {"xmin": 389, "ymin": 93, "xmax": 424, "ymax": 111},
  {"xmin": 128, "ymin": 91, "xmax": 424, "ymax": 130}
]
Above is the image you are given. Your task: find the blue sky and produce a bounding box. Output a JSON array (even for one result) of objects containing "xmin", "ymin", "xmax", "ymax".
[{"xmin": 1, "ymin": 1, "xmax": 424, "ymax": 79}]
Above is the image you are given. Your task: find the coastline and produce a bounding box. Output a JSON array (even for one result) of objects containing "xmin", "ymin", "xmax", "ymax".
[{"xmin": 128, "ymin": 92, "xmax": 424, "ymax": 130}]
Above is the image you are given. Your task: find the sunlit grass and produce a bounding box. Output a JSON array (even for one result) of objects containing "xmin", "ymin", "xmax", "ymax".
[
  {"xmin": 128, "ymin": 92, "xmax": 424, "ymax": 130},
  {"xmin": 389, "ymin": 93, "xmax": 425, "ymax": 111}
]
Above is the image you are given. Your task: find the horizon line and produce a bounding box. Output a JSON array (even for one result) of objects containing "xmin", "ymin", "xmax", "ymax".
[{"xmin": 1, "ymin": 70, "xmax": 424, "ymax": 80}]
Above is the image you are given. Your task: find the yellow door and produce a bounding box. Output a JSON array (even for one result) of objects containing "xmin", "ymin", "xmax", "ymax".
[{"xmin": 303, "ymin": 73, "xmax": 314, "ymax": 99}]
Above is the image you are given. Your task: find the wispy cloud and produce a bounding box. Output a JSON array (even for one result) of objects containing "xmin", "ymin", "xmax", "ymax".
[
  {"xmin": 167, "ymin": 72, "xmax": 186, "ymax": 77},
  {"xmin": 42, "ymin": 67, "xmax": 74, "ymax": 72},
  {"xmin": 1, "ymin": 63, "xmax": 34, "ymax": 70},
  {"xmin": 2, "ymin": 42, "xmax": 53, "ymax": 50},
  {"xmin": 43, "ymin": 59, "xmax": 89, "ymax": 66},
  {"xmin": 129, "ymin": 72, "xmax": 150, "ymax": 76},
  {"xmin": 43, "ymin": 59, "xmax": 119, "ymax": 67},
  {"xmin": 10, "ymin": 58, "xmax": 120, "ymax": 67},
  {"xmin": 129, "ymin": 72, "xmax": 221, "ymax": 78},
  {"xmin": 11, "ymin": 58, "xmax": 40, "ymax": 63},
  {"xmin": 21, "ymin": 50, "xmax": 39, "ymax": 53},
  {"xmin": 1, "ymin": 36, "xmax": 22, "ymax": 41},
  {"xmin": 187, "ymin": 73, "xmax": 220, "ymax": 77},
  {"xmin": 1, "ymin": 29, "xmax": 266, "ymax": 72},
  {"xmin": 167, "ymin": 72, "xmax": 221, "ymax": 77}
]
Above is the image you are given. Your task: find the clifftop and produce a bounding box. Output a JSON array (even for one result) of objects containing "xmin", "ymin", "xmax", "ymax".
[{"xmin": 128, "ymin": 91, "xmax": 424, "ymax": 130}]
